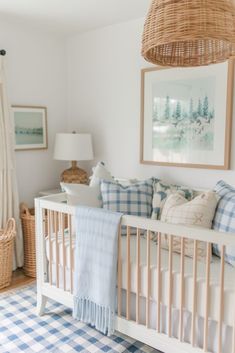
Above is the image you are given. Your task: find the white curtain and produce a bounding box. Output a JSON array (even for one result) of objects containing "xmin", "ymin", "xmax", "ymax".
[{"xmin": 0, "ymin": 56, "xmax": 23, "ymax": 269}]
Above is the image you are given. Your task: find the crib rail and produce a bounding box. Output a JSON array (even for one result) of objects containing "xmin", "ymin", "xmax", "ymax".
[
  {"xmin": 38, "ymin": 194, "xmax": 235, "ymax": 246},
  {"xmin": 35, "ymin": 195, "xmax": 235, "ymax": 353}
]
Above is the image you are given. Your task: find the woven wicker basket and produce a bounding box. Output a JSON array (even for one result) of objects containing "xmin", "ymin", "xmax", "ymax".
[
  {"xmin": 0, "ymin": 218, "xmax": 16, "ymax": 289},
  {"xmin": 20, "ymin": 203, "xmax": 37, "ymax": 278}
]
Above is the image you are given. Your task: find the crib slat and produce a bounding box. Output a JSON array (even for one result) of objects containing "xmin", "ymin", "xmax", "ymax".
[
  {"xmin": 126, "ymin": 226, "xmax": 131, "ymax": 321},
  {"xmin": 203, "ymin": 242, "xmax": 211, "ymax": 352},
  {"xmin": 146, "ymin": 230, "xmax": 151, "ymax": 328},
  {"xmin": 157, "ymin": 232, "xmax": 161, "ymax": 332},
  {"xmin": 118, "ymin": 224, "xmax": 122, "ymax": 317},
  {"xmin": 191, "ymin": 240, "xmax": 198, "ymax": 347},
  {"xmin": 48, "ymin": 210, "xmax": 52, "ymax": 285},
  {"xmin": 61, "ymin": 212, "xmax": 66, "ymax": 291},
  {"xmin": 42, "ymin": 208, "xmax": 46, "ymax": 236},
  {"xmin": 168, "ymin": 235, "xmax": 173, "ymax": 337},
  {"xmin": 51, "ymin": 210, "xmax": 55, "ymax": 234},
  {"xmin": 55, "ymin": 211, "xmax": 59, "ymax": 288},
  {"xmin": 233, "ymin": 305, "xmax": 235, "ymax": 353},
  {"xmin": 218, "ymin": 245, "xmax": 225, "ymax": 353},
  {"xmin": 233, "ymin": 304, "xmax": 235, "ymax": 353},
  {"xmin": 179, "ymin": 237, "xmax": 185, "ymax": 342},
  {"xmin": 136, "ymin": 228, "xmax": 141, "ymax": 324},
  {"xmin": 68, "ymin": 214, "xmax": 73, "ymax": 294},
  {"xmin": 42, "ymin": 208, "xmax": 47, "ymax": 278}
]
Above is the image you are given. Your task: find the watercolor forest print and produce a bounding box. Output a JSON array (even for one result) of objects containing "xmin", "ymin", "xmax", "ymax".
[{"xmin": 152, "ymin": 76, "xmax": 215, "ymax": 151}]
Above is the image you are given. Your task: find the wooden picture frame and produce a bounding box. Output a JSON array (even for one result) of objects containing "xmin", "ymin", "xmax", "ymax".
[
  {"xmin": 140, "ymin": 59, "xmax": 234, "ymax": 169},
  {"xmin": 12, "ymin": 106, "xmax": 48, "ymax": 151}
]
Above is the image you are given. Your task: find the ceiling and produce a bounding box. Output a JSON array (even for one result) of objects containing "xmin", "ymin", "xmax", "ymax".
[{"xmin": 0, "ymin": 0, "xmax": 151, "ymax": 35}]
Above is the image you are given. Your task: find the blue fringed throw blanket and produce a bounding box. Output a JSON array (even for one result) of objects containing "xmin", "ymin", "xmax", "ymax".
[{"xmin": 73, "ymin": 206, "xmax": 122, "ymax": 336}]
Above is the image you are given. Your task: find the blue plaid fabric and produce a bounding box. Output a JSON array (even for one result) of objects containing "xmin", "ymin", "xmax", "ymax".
[
  {"xmin": 101, "ymin": 179, "xmax": 153, "ymax": 218},
  {"xmin": 213, "ymin": 180, "xmax": 235, "ymax": 266},
  {"xmin": 0, "ymin": 285, "xmax": 160, "ymax": 353}
]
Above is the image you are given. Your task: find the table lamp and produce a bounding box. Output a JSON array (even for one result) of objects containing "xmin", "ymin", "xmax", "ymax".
[{"xmin": 54, "ymin": 133, "xmax": 93, "ymax": 184}]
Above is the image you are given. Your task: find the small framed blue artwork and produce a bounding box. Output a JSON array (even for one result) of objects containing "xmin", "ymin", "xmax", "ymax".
[{"xmin": 12, "ymin": 106, "xmax": 48, "ymax": 151}]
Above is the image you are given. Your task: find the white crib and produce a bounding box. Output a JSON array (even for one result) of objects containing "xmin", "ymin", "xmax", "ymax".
[{"xmin": 35, "ymin": 193, "xmax": 235, "ymax": 353}]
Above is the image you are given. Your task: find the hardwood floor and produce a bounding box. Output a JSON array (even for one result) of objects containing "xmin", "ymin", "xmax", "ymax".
[{"xmin": 0, "ymin": 269, "xmax": 35, "ymax": 294}]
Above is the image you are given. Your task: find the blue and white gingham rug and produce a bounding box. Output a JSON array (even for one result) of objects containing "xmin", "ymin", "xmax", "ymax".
[{"xmin": 0, "ymin": 285, "xmax": 160, "ymax": 353}]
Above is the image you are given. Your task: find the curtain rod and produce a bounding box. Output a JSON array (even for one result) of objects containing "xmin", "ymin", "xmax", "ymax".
[{"xmin": 0, "ymin": 50, "xmax": 6, "ymax": 56}]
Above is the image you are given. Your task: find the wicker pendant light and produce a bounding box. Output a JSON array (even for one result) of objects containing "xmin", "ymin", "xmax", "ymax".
[{"xmin": 142, "ymin": 0, "xmax": 235, "ymax": 67}]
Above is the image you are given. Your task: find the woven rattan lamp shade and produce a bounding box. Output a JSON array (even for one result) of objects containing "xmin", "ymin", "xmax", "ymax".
[{"xmin": 142, "ymin": 0, "xmax": 235, "ymax": 67}]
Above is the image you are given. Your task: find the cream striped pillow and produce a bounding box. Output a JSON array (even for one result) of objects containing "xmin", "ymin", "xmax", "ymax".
[{"xmin": 160, "ymin": 191, "xmax": 218, "ymax": 259}]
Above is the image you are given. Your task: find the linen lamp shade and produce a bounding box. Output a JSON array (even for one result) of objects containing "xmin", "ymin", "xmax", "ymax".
[
  {"xmin": 54, "ymin": 133, "xmax": 93, "ymax": 161},
  {"xmin": 54, "ymin": 133, "xmax": 93, "ymax": 184}
]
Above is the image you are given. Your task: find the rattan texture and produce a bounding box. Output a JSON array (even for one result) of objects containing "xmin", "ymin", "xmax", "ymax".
[
  {"xmin": 142, "ymin": 0, "xmax": 235, "ymax": 67},
  {"xmin": 0, "ymin": 218, "xmax": 16, "ymax": 289},
  {"xmin": 20, "ymin": 203, "xmax": 37, "ymax": 278}
]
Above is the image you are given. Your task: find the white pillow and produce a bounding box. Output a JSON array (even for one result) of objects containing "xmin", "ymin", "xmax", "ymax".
[
  {"xmin": 89, "ymin": 162, "xmax": 114, "ymax": 187},
  {"xmin": 160, "ymin": 191, "xmax": 218, "ymax": 259},
  {"xmin": 61, "ymin": 183, "xmax": 101, "ymax": 207}
]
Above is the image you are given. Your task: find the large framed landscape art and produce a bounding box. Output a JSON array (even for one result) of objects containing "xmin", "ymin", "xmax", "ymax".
[{"xmin": 140, "ymin": 60, "xmax": 234, "ymax": 169}]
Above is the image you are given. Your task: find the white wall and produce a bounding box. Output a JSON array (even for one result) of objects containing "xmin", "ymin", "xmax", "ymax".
[
  {"xmin": 67, "ymin": 18, "xmax": 235, "ymax": 190},
  {"xmin": 0, "ymin": 19, "xmax": 67, "ymax": 206},
  {"xmin": 2, "ymin": 16, "xmax": 234, "ymax": 205}
]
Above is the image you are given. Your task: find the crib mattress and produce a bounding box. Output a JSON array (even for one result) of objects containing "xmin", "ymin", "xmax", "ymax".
[{"xmin": 45, "ymin": 234, "xmax": 235, "ymax": 327}]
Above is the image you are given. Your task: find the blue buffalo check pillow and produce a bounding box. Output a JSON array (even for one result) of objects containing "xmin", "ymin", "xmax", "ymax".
[
  {"xmin": 100, "ymin": 179, "xmax": 153, "ymax": 234},
  {"xmin": 213, "ymin": 180, "xmax": 235, "ymax": 266}
]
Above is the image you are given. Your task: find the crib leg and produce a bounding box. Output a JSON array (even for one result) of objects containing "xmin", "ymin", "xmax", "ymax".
[{"xmin": 36, "ymin": 293, "xmax": 48, "ymax": 316}]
